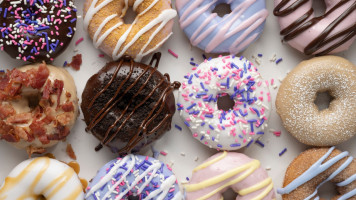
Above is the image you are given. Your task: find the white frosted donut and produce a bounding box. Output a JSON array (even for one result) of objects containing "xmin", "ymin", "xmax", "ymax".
[
  {"xmin": 0, "ymin": 63, "xmax": 79, "ymax": 154},
  {"xmin": 0, "ymin": 157, "xmax": 84, "ymax": 200},
  {"xmin": 83, "ymin": 0, "xmax": 176, "ymax": 61},
  {"xmin": 177, "ymin": 55, "xmax": 271, "ymax": 150},
  {"xmin": 184, "ymin": 151, "xmax": 276, "ymax": 200}
]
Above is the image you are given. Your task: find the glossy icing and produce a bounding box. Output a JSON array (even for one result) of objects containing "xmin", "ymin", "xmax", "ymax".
[
  {"xmin": 85, "ymin": 154, "xmax": 183, "ymax": 200},
  {"xmin": 184, "ymin": 151, "xmax": 275, "ymax": 200},
  {"xmin": 278, "ymin": 147, "xmax": 356, "ymax": 199},
  {"xmin": 0, "ymin": 157, "xmax": 84, "ymax": 200},
  {"xmin": 274, "ymin": 0, "xmax": 356, "ymax": 55},
  {"xmin": 176, "ymin": 0, "xmax": 268, "ymax": 54},
  {"xmin": 177, "ymin": 55, "xmax": 271, "ymax": 150},
  {"xmin": 84, "ymin": 0, "xmax": 176, "ymax": 61}
]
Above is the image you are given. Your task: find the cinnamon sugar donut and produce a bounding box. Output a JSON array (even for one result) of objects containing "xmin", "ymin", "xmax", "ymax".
[
  {"xmin": 83, "ymin": 0, "xmax": 176, "ymax": 61},
  {"xmin": 278, "ymin": 147, "xmax": 356, "ymax": 199},
  {"xmin": 276, "ymin": 56, "xmax": 356, "ymax": 146},
  {"xmin": 0, "ymin": 63, "xmax": 79, "ymax": 155},
  {"xmin": 274, "ymin": 0, "xmax": 356, "ymax": 55}
]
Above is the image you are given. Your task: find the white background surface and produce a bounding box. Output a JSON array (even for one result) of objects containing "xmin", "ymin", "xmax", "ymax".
[{"xmin": 1, "ymin": 1, "xmax": 356, "ymax": 199}]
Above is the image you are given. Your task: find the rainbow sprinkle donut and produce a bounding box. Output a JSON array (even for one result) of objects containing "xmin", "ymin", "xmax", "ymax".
[
  {"xmin": 175, "ymin": 0, "xmax": 268, "ymax": 54},
  {"xmin": 177, "ymin": 55, "xmax": 271, "ymax": 150}
]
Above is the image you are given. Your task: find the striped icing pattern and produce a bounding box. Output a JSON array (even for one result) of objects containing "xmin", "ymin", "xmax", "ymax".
[{"xmin": 176, "ymin": 0, "xmax": 268, "ymax": 54}]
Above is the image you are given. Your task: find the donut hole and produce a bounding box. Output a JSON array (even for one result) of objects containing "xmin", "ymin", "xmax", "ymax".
[
  {"xmin": 128, "ymin": 195, "xmax": 140, "ymax": 200},
  {"xmin": 314, "ymin": 91, "xmax": 334, "ymax": 111},
  {"xmin": 38, "ymin": 195, "xmax": 46, "ymax": 200},
  {"xmin": 222, "ymin": 188, "xmax": 236, "ymax": 199},
  {"xmin": 217, "ymin": 93, "xmax": 235, "ymax": 111},
  {"xmin": 22, "ymin": 89, "xmax": 42, "ymax": 109},
  {"xmin": 318, "ymin": 181, "xmax": 338, "ymax": 199},
  {"xmin": 123, "ymin": 7, "xmax": 137, "ymax": 24},
  {"xmin": 212, "ymin": 3, "xmax": 232, "ymax": 17},
  {"xmin": 312, "ymin": 0, "xmax": 326, "ymax": 17}
]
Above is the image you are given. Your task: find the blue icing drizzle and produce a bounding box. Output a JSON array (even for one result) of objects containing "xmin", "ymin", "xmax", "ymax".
[{"xmin": 278, "ymin": 147, "xmax": 356, "ymax": 200}]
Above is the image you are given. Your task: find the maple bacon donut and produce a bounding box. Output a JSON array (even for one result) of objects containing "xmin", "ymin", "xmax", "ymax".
[
  {"xmin": 274, "ymin": 0, "xmax": 356, "ymax": 55},
  {"xmin": 184, "ymin": 151, "xmax": 276, "ymax": 200},
  {"xmin": 83, "ymin": 0, "xmax": 176, "ymax": 61},
  {"xmin": 276, "ymin": 56, "xmax": 356, "ymax": 146},
  {"xmin": 278, "ymin": 147, "xmax": 356, "ymax": 199},
  {"xmin": 0, "ymin": 63, "xmax": 79, "ymax": 155}
]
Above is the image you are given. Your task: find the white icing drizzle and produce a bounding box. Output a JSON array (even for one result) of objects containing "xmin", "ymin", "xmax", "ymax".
[
  {"xmin": 278, "ymin": 147, "xmax": 356, "ymax": 199},
  {"xmin": 86, "ymin": 155, "xmax": 183, "ymax": 200},
  {"xmin": 84, "ymin": 0, "xmax": 176, "ymax": 61}
]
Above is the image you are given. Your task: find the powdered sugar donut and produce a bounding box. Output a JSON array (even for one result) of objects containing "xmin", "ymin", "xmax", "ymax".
[
  {"xmin": 0, "ymin": 157, "xmax": 84, "ymax": 200},
  {"xmin": 176, "ymin": 0, "xmax": 268, "ymax": 54},
  {"xmin": 177, "ymin": 55, "xmax": 271, "ymax": 150},
  {"xmin": 184, "ymin": 151, "xmax": 276, "ymax": 200},
  {"xmin": 274, "ymin": 0, "xmax": 356, "ymax": 55},
  {"xmin": 276, "ymin": 56, "xmax": 356, "ymax": 146},
  {"xmin": 85, "ymin": 154, "xmax": 183, "ymax": 200}
]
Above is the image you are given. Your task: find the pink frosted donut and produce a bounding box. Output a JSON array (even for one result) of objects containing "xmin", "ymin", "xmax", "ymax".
[
  {"xmin": 273, "ymin": 0, "xmax": 356, "ymax": 55},
  {"xmin": 184, "ymin": 151, "xmax": 276, "ymax": 200}
]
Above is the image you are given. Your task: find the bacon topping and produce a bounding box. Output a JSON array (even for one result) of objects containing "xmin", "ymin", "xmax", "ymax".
[
  {"xmin": 0, "ymin": 104, "xmax": 15, "ymax": 119},
  {"xmin": 53, "ymin": 80, "xmax": 64, "ymax": 108},
  {"xmin": 68, "ymin": 54, "xmax": 82, "ymax": 71},
  {"xmin": 66, "ymin": 143, "xmax": 77, "ymax": 160},
  {"xmin": 61, "ymin": 102, "xmax": 74, "ymax": 112},
  {"xmin": 7, "ymin": 113, "xmax": 32, "ymax": 124}
]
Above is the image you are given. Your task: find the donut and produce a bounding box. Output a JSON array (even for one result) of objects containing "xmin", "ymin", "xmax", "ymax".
[
  {"xmin": 276, "ymin": 56, "xmax": 356, "ymax": 146},
  {"xmin": 177, "ymin": 55, "xmax": 271, "ymax": 150},
  {"xmin": 278, "ymin": 147, "xmax": 356, "ymax": 199},
  {"xmin": 0, "ymin": 0, "xmax": 78, "ymax": 62},
  {"xmin": 0, "ymin": 157, "xmax": 84, "ymax": 200},
  {"xmin": 175, "ymin": 0, "xmax": 268, "ymax": 54},
  {"xmin": 83, "ymin": 0, "xmax": 176, "ymax": 61},
  {"xmin": 81, "ymin": 53, "xmax": 180, "ymax": 154},
  {"xmin": 273, "ymin": 0, "xmax": 356, "ymax": 56},
  {"xmin": 85, "ymin": 154, "xmax": 183, "ymax": 200},
  {"xmin": 184, "ymin": 151, "xmax": 276, "ymax": 200},
  {"xmin": 0, "ymin": 63, "xmax": 79, "ymax": 155}
]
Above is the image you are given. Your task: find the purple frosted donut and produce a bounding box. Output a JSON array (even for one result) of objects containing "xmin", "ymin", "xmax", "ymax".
[{"xmin": 85, "ymin": 154, "xmax": 183, "ymax": 200}]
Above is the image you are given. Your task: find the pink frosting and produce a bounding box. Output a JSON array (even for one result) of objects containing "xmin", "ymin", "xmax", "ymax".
[
  {"xmin": 274, "ymin": 0, "xmax": 356, "ymax": 55},
  {"xmin": 186, "ymin": 152, "xmax": 275, "ymax": 200}
]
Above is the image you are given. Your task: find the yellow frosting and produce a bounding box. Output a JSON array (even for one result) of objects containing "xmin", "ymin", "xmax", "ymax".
[{"xmin": 193, "ymin": 151, "xmax": 227, "ymax": 172}]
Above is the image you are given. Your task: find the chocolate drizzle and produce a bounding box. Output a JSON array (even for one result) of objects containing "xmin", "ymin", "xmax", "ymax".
[
  {"xmin": 81, "ymin": 53, "xmax": 180, "ymax": 154},
  {"xmin": 274, "ymin": 0, "xmax": 356, "ymax": 55}
]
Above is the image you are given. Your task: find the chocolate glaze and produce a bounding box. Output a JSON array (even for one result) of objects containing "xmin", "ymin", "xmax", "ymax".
[
  {"xmin": 81, "ymin": 53, "xmax": 180, "ymax": 154},
  {"xmin": 0, "ymin": 0, "xmax": 77, "ymax": 62},
  {"xmin": 274, "ymin": 0, "xmax": 356, "ymax": 56}
]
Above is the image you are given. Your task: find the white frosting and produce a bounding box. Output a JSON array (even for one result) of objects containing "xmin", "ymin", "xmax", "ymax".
[
  {"xmin": 0, "ymin": 157, "xmax": 84, "ymax": 200},
  {"xmin": 83, "ymin": 0, "xmax": 176, "ymax": 61}
]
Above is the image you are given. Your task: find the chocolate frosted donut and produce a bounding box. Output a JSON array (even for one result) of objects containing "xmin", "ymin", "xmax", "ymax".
[
  {"xmin": 81, "ymin": 53, "xmax": 180, "ymax": 154},
  {"xmin": 0, "ymin": 0, "xmax": 77, "ymax": 62}
]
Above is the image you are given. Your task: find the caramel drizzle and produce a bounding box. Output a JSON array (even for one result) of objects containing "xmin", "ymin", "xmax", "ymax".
[
  {"xmin": 87, "ymin": 53, "xmax": 180, "ymax": 153},
  {"xmin": 274, "ymin": 0, "xmax": 356, "ymax": 55}
]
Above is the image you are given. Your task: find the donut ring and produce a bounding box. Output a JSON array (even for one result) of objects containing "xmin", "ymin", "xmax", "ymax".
[
  {"xmin": 184, "ymin": 151, "xmax": 276, "ymax": 200},
  {"xmin": 273, "ymin": 0, "xmax": 356, "ymax": 55},
  {"xmin": 0, "ymin": 157, "xmax": 84, "ymax": 200},
  {"xmin": 85, "ymin": 154, "xmax": 183, "ymax": 200},
  {"xmin": 178, "ymin": 55, "xmax": 271, "ymax": 150},
  {"xmin": 0, "ymin": 63, "xmax": 79, "ymax": 155},
  {"xmin": 278, "ymin": 147, "xmax": 356, "ymax": 199},
  {"xmin": 276, "ymin": 56, "xmax": 356, "ymax": 146},
  {"xmin": 83, "ymin": 0, "xmax": 176, "ymax": 61},
  {"xmin": 176, "ymin": 0, "xmax": 268, "ymax": 54},
  {"xmin": 0, "ymin": 0, "xmax": 78, "ymax": 62}
]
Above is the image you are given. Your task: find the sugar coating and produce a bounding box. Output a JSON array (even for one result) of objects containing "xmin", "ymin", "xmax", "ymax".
[
  {"xmin": 177, "ymin": 55, "xmax": 271, "ymax": 150},
  {"xmin": 276, "ymin": 56, "xmax": 356, "ymax": 146}
]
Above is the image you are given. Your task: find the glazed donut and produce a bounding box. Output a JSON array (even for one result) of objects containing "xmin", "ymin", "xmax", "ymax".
[
  {"xmin": 273, "ymin": 0, "xmax": 356, "ymax": 56},
  {"xmin": 184, "ymin": 151, "xmax": 275, "ymax": 200},
  {"xmin": 0, "ymin": 0, "xmax": 78, "ymax": 62},
  {"xmin": 278, "ymin": 147, "xmax": 356, "ymax": 199},
  {"xmin": 177, "ymin": 55, "xmax": 271, "ymax": 150},
  {"xmin": 0, "ymin": 157, "xmax": 84, "ymax": 200},
  {"xmin": 176, "ymin": 0, "xmax": 268, "ymax": 54},
  {"xmin": 276, "ymin": 56, "xmax": 356, "ymax": 146},
  {"xmin": 83, "ymin": 0, "xmax": 176, "ymax": 61},
  {"xmin": 85, "ymin": 154, "xmax": 183, "ymax": 200},
  {"xmin": 81, "ymin": 53, "xmax": 180, "ymax": 154},
  {"xmin": 0, "ymin": 63, "xmax": 79, "ymax": 154}
]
